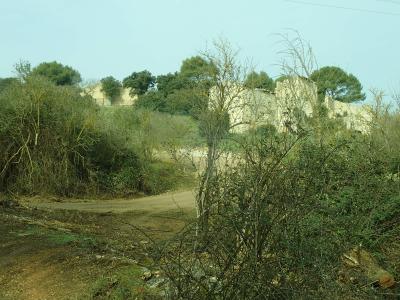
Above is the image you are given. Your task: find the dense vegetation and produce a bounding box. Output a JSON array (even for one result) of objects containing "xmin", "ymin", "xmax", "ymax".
[
  {"xmin": 148, "ymin": 40, "xmax": 399, "ymax": 299},
  {"xmin": 131, "ymin": 56, "xmax": 216, "ymax": 118},
  {"xmin": 0, "ymin": 67, "xmax": 198, "ymax": 196},
  {"xmin": 158, "ymin": 122, "xmax": 400, "ymax": 298},
  {"xmin": 1, "ymin": 41, "xmax": 398, "ymax": 299}
]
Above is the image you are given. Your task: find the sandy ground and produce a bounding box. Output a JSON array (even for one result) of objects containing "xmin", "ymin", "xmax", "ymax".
[{"xmin": 28, "ymin": 190, "xmax": 196, "ymax": 214}]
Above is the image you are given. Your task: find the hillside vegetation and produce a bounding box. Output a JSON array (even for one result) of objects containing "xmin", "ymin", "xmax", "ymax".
[
  {"xmin": 0, "ymin": 40, "xmax": 399, "ymax": 299},
  {"xmin": 0, "ymin": 70, "xmax": 198, "ymax": 196}
]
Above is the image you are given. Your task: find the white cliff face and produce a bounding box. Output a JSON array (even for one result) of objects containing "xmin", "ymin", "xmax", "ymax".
[
  {"xmin": 323, "ymin": 97, "xmax": 372, "ymax": 133},
  {"xmin": 211, "ymin": 77, "xmax": 372, "ymax": 134},
  {"xmin": 84, "ymin": 83, "xmax": 138, "ymax": 106}
]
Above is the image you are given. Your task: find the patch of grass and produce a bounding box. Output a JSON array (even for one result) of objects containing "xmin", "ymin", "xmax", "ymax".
[
  {"xmin": 153, "ymin": 209, "xmax": 196, "ymax": 222},
  {"xmin": 90, "ymin": 265, "xmax": 162, "ymax": 300},
  {"xmin": 47, "ymin": 231, "xmax": 78, "ymax": 245},
  {"xmin": 14, "ymin": 225, "xmax": 97, "ymax": 248}
]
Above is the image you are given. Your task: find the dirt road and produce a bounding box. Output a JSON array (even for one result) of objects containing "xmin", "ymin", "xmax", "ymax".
[
  {"xmin": 28, "ymin": 190, "xmax": 196, "ymax": 214},
  {"xmin": 1, "ymin": 190, "xmax": 197, "ymax": 299}
]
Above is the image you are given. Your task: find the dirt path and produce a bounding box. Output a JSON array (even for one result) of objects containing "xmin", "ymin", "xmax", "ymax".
[
  {"xmin": 0, "ymin": 191, "xmax": 197, "ymax": 299},
  {"xmin": 27, "ymin": 190, "xmax": 196, "ymax": 214},
  {"xmin": 1, "ymin": 190, "xmax": 197, "ymax": 299}
]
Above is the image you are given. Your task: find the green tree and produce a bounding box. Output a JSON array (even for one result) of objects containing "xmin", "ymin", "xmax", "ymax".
[
  {"xmin": 31, "ymin": 61, "xmax": 81, "ymax": 86},
  {"xmin": 156, "ymin": 72, "xmax": 187, "ymax": 96},
  {"xmin": 134, "ymin": 73, "xmax": 184, "ymax": 113},
  {"xmin": 123, "ymin": 70, "xmax": 155, "ymax": 95},
  {"xmin": 310, "ymin": 66, "xmax": 365, "ymax": 103},
  {"xmin": 180, "ymin": 56, "xmax": 216, "ymax": 85},
  {"xmin": 100, "ymin": 76, "xmax": 122, "ymax": 102},
  {"xmin": 135, "ymin": 90, "xmax": 166, "ymax": 111},
  {"xmin": 244, "ymin": 71, "xmax": 275, "ymax": 91},
  {"xmin": 165, "ymin": 88, "xmax": 208, "ymax": 116},
  {"xmin": 135, "ymin": 57, "xmax": 215, "ymax": 116}
]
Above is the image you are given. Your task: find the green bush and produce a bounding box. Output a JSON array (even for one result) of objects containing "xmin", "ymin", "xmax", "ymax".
[
  {"xmin": 0, "ymin": 76, "xmax": 98, "ymax": 195},
  {"xmin": 87, "ymin": 137, "xmax": 143, "ymax": 194},
  {"xmin": 157, "ymin": 126, "xmax": 400, "ymax": 299},
  {"xmin": 142, "ymin": 161, "xmax": 185, "ymax": 195},
  {"xmin": 0, "ymin": 74, "xmax": 195, "ymax": 197}
]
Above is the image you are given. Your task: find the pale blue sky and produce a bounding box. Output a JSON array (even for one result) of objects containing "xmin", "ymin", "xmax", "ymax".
[{"xmin": 1, "ymin": 0, "xmax": 399, "ymax": 100}]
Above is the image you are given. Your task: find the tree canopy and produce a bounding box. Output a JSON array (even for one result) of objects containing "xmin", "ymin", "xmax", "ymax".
[
  {"xmin": 165, "ymin": 88, "xmax": 208, "ymax": 116},
  {"xmin": 100, "ymin": 76, "xmax": 122, "ymax": 102},
  {"xmin": 244, "ymin": 71, "xmax": 275, "ymax": 91},
  {"xmin": 156, "ymin": 72, "xmax": 187, "ymax": 96},
  {"xmin": 310, "ymin": 66, "xmax": 365, "ymax": 103},
  {"xmin": 134, "ymin": 91, "xmax": 166, "ymax": 111},
  {"xmin": 31, "ymin": 61, "xmax": 82, "ymax": 86},
  {"xmin": 133, "ymin": 56, "xmax": 216, "ymax": 117},
  {"xmin": 180, "ymin": 56, "xmax": 216, "ymax": 85},
  {"xmin": 123, "ymin": 70, "xmax": 155, "ymax": 95}
]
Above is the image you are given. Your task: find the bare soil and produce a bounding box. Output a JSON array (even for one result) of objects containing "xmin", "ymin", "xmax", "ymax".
[
  {"xmin": 0, "ymin": 190, "xmax": 196, "ymax": 299},
  {"xmin": 25, "ymin": 190, "xmax": 196, "ymax": 213}
]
